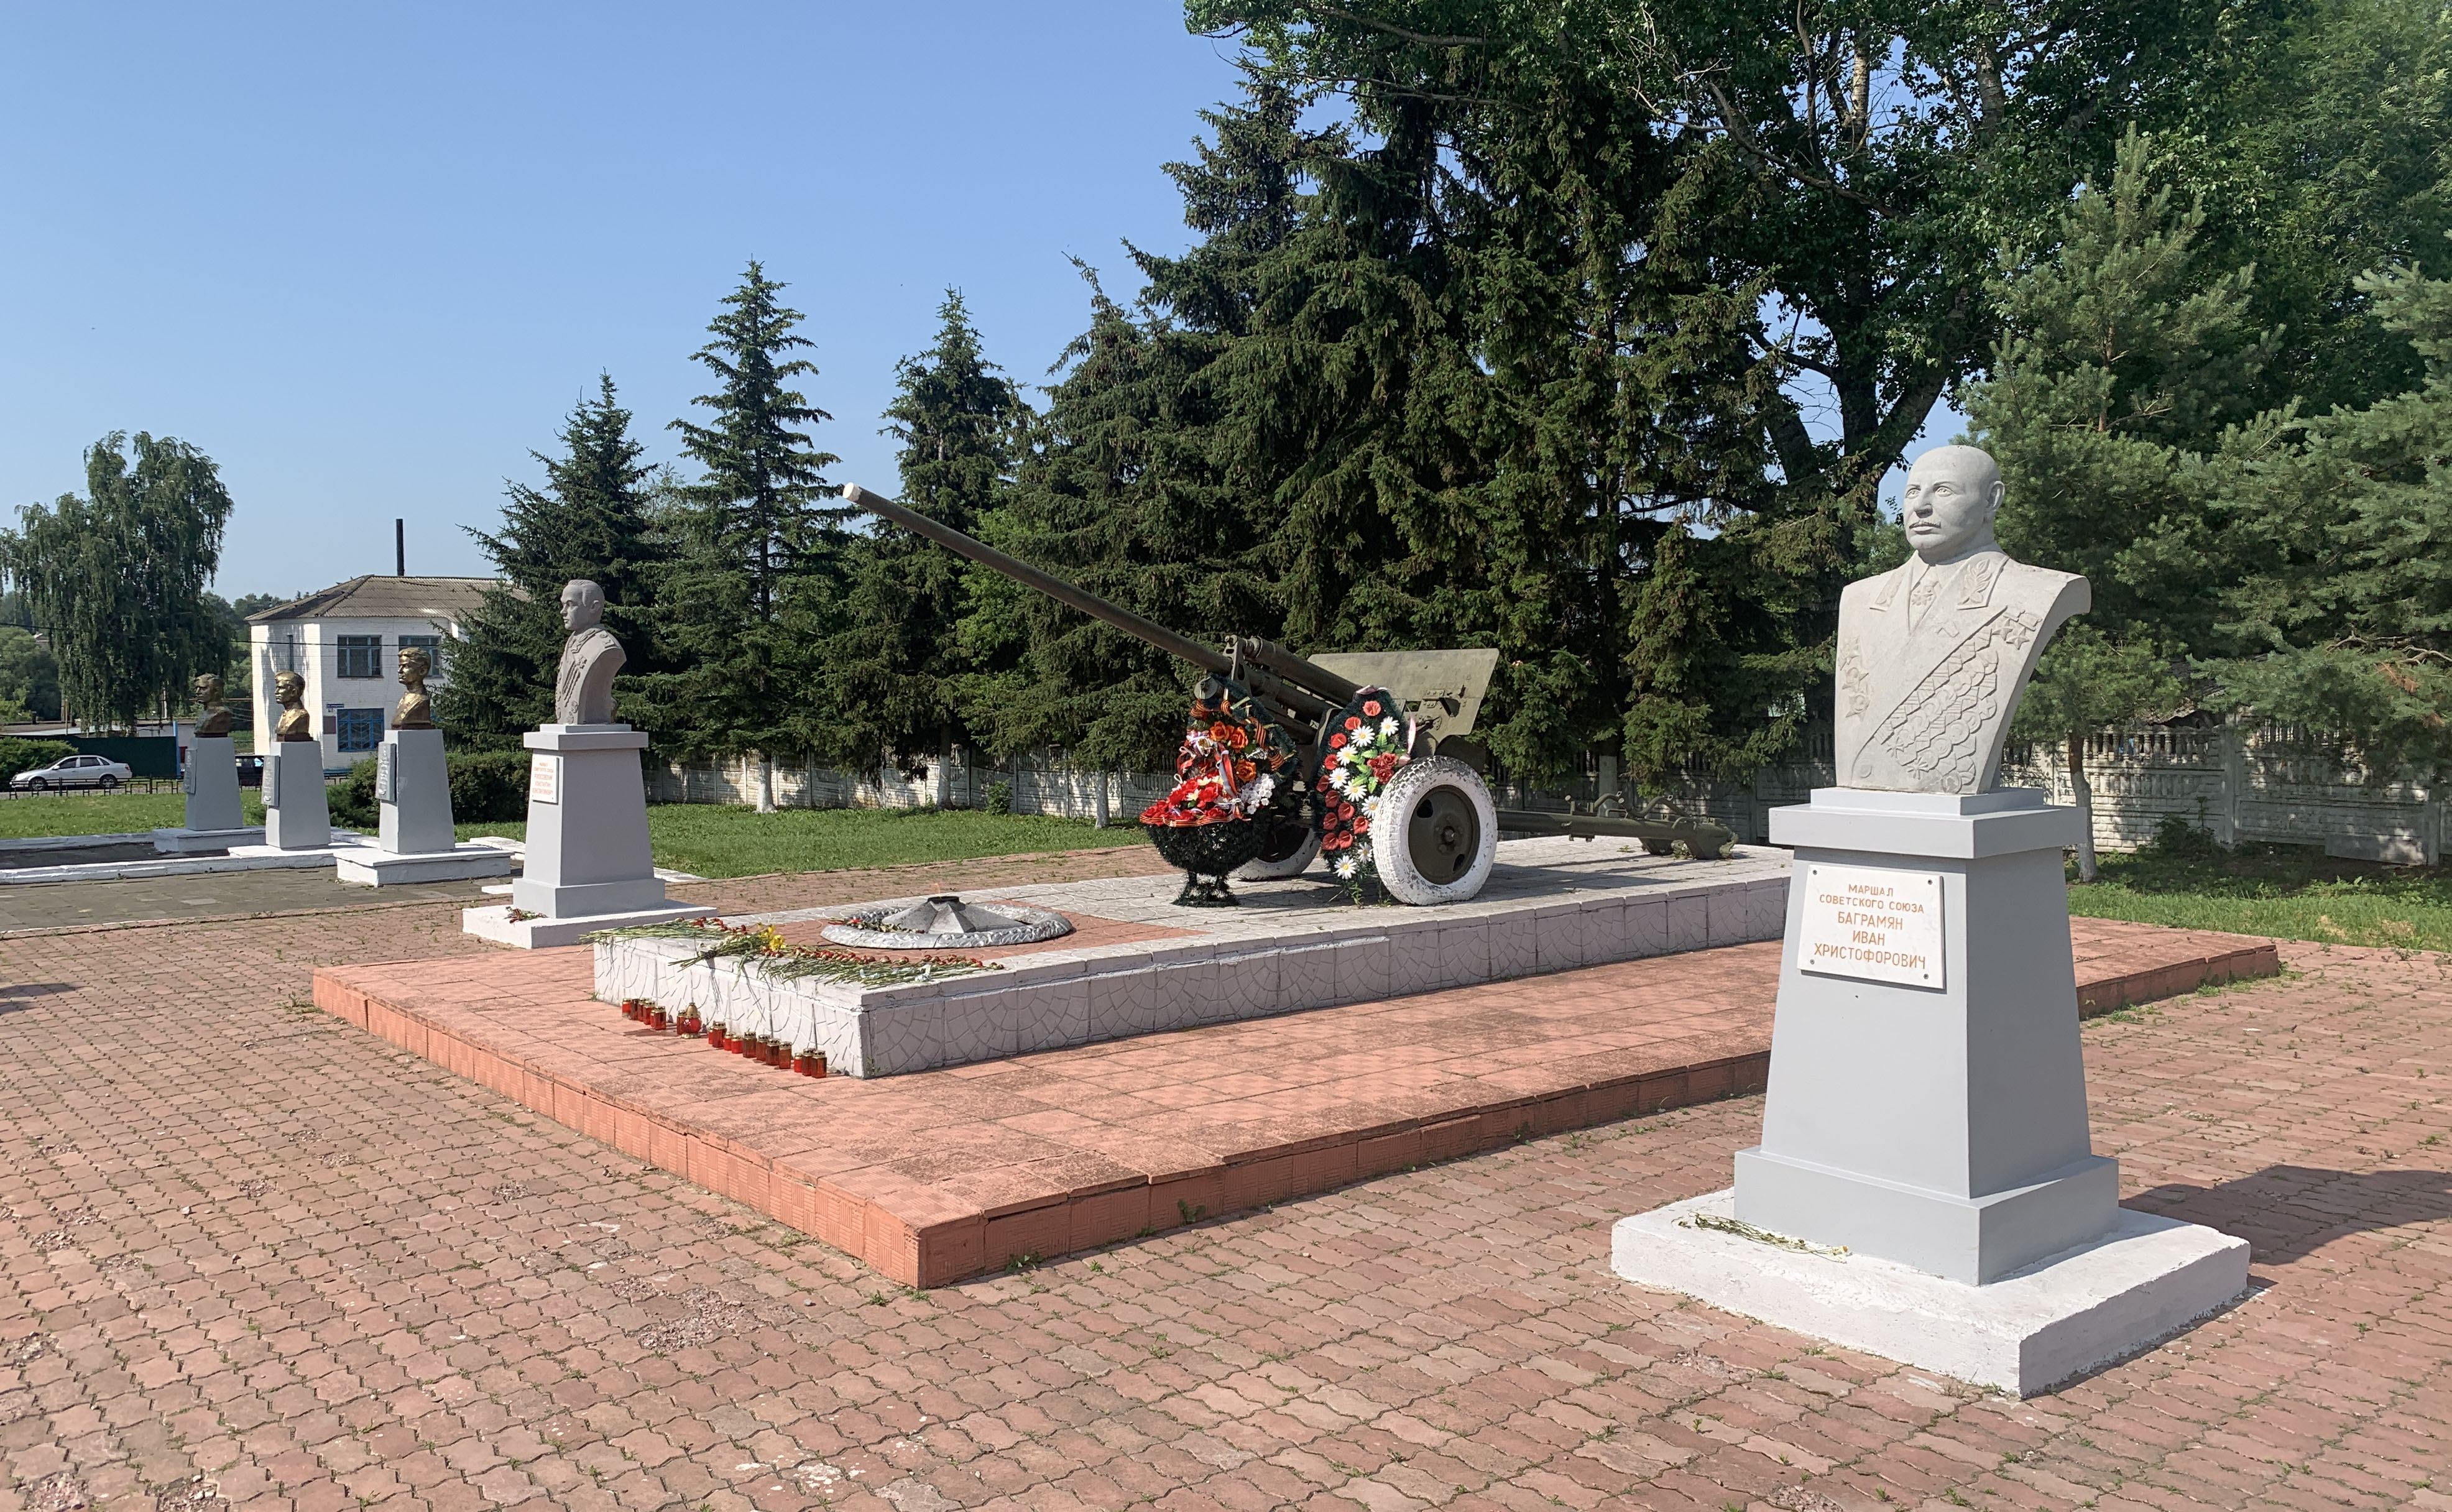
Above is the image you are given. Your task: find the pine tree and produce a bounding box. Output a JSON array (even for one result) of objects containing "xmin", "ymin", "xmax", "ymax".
[
  {"xmin": 440, "ymin": 375, "xmax": 665, "ymax": 749},
  {"xmin": 821, "ymin": 292, "xmax": 1025, "ymax": 785},
  {"xmin": 631, "ymin": 262, "xmax": 842, "ymax": 808}
]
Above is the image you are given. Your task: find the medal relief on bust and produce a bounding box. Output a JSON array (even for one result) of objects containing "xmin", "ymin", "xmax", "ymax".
[{"xmin": 1832, "ymin": 446, "xmax": 2090, "ymax": 796}]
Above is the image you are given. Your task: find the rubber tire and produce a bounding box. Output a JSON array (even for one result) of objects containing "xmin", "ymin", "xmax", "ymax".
[
  {"xmin": 99, "ymin": 775, "xmax": 119, "ymax": 790},
  {"xmin": 1374, "ymin": 757, "xmax": 1498, "ymax": 905},
  {"xmin": 1235, "ymin": 827, "xmax": 1320, "ymax": 882},
  {"xmin": 27, "ymin": 778, "xmax": 45, "ymax": 791}
]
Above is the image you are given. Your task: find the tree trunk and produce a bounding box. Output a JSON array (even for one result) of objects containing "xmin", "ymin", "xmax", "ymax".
[
  {"xmin": 756, "ymin": 755, "xmax": 775, "ymax": 814},
  {"xmin": 2067, "ymin": 729, "xmax": 2098, "ymax": 883}
]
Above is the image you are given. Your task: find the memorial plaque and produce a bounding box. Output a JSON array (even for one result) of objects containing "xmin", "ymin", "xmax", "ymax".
[
  {"xmin": 529, "ymin": 754, "xmax": 560, "ymax": 804},
  {"xmin": 1797, "ymin": 862, "xmax": 1944, "ymax": 989},
  {"xmin": 377, "ymin": 744, "xmax": 397, "ymax": 804}
]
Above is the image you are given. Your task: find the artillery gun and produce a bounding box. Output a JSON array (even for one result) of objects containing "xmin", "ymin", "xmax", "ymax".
[{"xmin": 842, "ymin": 484, "xmax": 1735, "ymax": 905}]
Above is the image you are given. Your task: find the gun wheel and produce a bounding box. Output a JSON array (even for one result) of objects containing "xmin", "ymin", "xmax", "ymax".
[
  {"xmin": 1375, "ymin": 757, "xmax": 1497, "ymax": 905},
  {"xmin": 1235, "ymin": 822, "xmax": 1320, "ymax": 881}
]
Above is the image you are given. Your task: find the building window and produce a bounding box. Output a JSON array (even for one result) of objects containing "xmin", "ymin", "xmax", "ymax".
[
  {"xmin": 336, "ymin": 708, "xmax": 384, "ymax": 752},
  {"xmin": 400, "ymin": 634, "xmax": 443, "ymax": 678},
  {"xmin": 336, "ymin": 635, "xmax": 382, "ymax": 679}
]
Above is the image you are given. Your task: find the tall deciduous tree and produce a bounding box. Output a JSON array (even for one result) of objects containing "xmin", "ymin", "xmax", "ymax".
[
  {"xmin": 634, "ymin": 262, "xmax": 842, "ymax": 809},
  {"xmin": 441, "ymin": 375, "xmax": 666, "ymax": 749},
  {"xmin": 822, "ymin": 291, "xmax": 1025, "ymax": 786},
  {"xmin": 0, "ymin": 432, "xmax": 234, "ymax": 731}
]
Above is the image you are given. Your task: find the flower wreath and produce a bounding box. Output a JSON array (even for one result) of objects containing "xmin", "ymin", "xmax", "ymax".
[
  {"xmin": 1140, "ymin": 679, "xmax": 1297, "ymax": 828},
  {"xmin": 1317, "ymin": 686, "xmax": 1411, "ymax": 890}
]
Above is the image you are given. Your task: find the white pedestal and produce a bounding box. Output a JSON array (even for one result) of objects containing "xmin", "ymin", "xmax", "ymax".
[
  {"xmin": 337, "ymin": 845, "xmax": 512, "ymax": 886},
  {"xmin": 377, "ymin": 727, "xmax": 455, "ymax": 855},
  {"xmin": 1733, "ymin": 788, "xmax": 2119, "ymax": 1284},
  {"xmin": 150, "ymin": 826, "xmax": 264, "ymax": 854},
  {"xmin": 263, "ymin": 741, "xmax": 331, "ymax": 850},
  {"xmin": 1612, "ymin": 1191, "xmax": 2247, "ymax": 1396},
  {"xmin": 154, "ymin": 735, "xmax": 259, "ymax": 852},
  {"xmin": 464, "ymin": 901, "xmax": 710, "ymax": 949},
  {"xmin": 464, "ymin": 724, "xmax": 708, "ymax": 947}
]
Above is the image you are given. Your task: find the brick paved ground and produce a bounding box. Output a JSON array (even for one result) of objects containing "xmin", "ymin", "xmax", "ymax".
[
  {"xmin": 310, "ymin": 916, "xmax": 2270, "ymax": 1288},
  {"xmin": 2, "ymin": 855, "xmax": 2448, "ymax": 1511}
]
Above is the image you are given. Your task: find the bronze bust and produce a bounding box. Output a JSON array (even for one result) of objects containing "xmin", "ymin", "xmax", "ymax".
[
  {"xmin": 273, "ymin": 670, "xmax": 315, "ymax": 742},
  {"xmin": 393, "ymin": 647, "xmax": 436, "ymax": 730},
  {"xmin": 191, "ymin": 673, "xmax": 233, "ymax": 738}
]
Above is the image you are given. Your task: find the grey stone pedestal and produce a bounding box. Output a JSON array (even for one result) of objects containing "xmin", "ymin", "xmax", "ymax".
[
  {"xmin": 1612, "ymin": 787, "xmax": 2247, "ymax": 1393},
  {"xmin": 152, "ymin": 734, "xmax": 262, "ymax": 852},
  {"xmin": 263, "ymin": 742, "xmax": 331, "ymax": 850},
  {"xmin": 335, "ymin": 729, "xmax": 510, "ymax": 886},
  {"xmin": 463, "ymin": 724, "xmax": 706, "ymax": 946},
  {"xmin": 1735, "ymin": 788, "xmax": 2114, "ymax": 1283}
]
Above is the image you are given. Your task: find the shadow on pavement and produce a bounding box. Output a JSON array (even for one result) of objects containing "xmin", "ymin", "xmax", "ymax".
[{"xmin": 2127, "ymin": 1163, "xmax": 2452, "ymax": 1267}]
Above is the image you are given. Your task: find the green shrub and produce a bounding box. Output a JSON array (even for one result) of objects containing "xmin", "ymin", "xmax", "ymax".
[
  {"xmin": 0, "ymin": 737, "xmax": 78, "ymax": 786},
  {"xmin": 448, "ymin": 749, "xmax": 530, "ymax": 823},
  {"xmin": 2142, "ymin": 813, "xmax": 2225, "ymax": 862},
  {"xmin": 984, "ymin": 778, "xmax": 1012, "ymax": 815},
  {"xmin": 328, "ymin": 750, "xmax": 529, "ymax": 829},
  {"xmin": 330, "ymin": 758, "xmax": 379, "ymax": 827}
]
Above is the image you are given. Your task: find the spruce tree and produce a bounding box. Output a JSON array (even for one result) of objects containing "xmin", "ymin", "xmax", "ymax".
[
  {"xmin": 1968, "ymin": 130, "xmax": 2263, "ymax": 875},
  {"xmin": 440, "ymin": 375, "xmax": 665, "ymax": 749},
  {"xmin": 821, "ymin": 292, "xmax": 1024, "ymax": 782},
  {"xmin": 630, "ymin": 262, "xmax": 842, "ymax": 808},
  {"xmin": 2213, "ymin": 261, "xmax": 2452, "ymax": 778}
]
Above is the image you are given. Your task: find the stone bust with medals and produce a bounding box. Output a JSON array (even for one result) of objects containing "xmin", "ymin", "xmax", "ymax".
[
  {"xmin": 553, "ymin": 579, "xmax": 625, "ymax": 725},
  {"xmin": 1832, "ymin": 445, "xmax": 2090, "ymax": 793}
]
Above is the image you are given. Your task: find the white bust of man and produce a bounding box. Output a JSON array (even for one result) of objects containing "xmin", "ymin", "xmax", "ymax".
[
  {"xmin": 1832, "ymin": 445, "xmax": 2090, "ymax": 794},
  {"xmin": 553, "ymin": 579, "xmax": 626, "ymax": 726}
]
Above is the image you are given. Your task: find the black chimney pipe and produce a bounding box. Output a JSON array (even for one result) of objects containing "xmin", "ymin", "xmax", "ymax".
[{"xmin": 395, "ymin": 519, "xmax": 405, "ymax": 578}]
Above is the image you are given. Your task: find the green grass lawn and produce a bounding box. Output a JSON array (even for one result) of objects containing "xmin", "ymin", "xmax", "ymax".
[
  {"xmin": 0, "ymin": 791, "xmax": 1143, "ymax": 879},
  {"xmin": 0, "ymin": 791, "xmax": 265, "ymax": 837},
  {"xmin": 2068, "ymin": 834, "xmax": 2452, "ymax": 952}
]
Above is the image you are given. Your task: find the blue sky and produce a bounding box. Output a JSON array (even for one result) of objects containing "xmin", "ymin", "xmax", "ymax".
[{"xmin": 0, "ymin": 2, "xmax": 1247, "ymax": 597}]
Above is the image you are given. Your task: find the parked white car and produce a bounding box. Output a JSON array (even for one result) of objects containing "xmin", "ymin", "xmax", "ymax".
[{"xmin": 9, "ymin": 754, "xmax": 133, "ymax": 791}]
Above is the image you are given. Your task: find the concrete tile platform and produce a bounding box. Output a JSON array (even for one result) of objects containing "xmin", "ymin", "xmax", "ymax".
[
  {"xmin": 313, "ymin": 913, "xmax": 2279, "ymax": 1287},
  {"xmin": 596, "ymin": 837, "xmax": 1797, "ymax": 1077}
]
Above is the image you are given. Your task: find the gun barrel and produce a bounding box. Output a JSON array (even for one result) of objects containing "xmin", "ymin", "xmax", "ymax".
[{"xmin": 844, "ymin": 482, "xmax": 1233, "ymax": 681}]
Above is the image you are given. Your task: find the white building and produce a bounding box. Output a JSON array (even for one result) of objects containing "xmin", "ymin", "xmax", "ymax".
[{"xmin": 246, "ymin": 576, "xmax": 497, "ymax": 770}]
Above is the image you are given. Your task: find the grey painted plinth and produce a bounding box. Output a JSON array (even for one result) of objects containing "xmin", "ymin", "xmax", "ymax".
[
  {"xmin": 1613, "ymin": 1191, "xmax": 2248, "ymax": 1396},
  {"xmin": 378, "ymin": 728, "xmax": 455, "ymax": 855},
  {"xmin": 173, "ymin": 734, "xmax": 244, "ymax": 838},
  {"xmin": 507, "ymin": 724, "xmax": 676, "ymax": 921},
  {"xmin": 264, "ymin": 742, "xmax": 331, "ymax": 850},
  {"xmin": 1734, "ymin": 788, "xmax": 2118, "ymax": 1284},
  {"xmin": 338, "ymin": 844, "xmax": 512, "ymax": 887}
]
